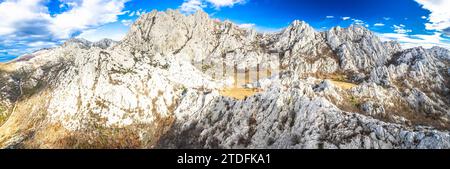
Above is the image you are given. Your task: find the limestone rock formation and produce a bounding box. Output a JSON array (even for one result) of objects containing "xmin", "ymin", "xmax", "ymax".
[{"xmin": 0, "ymin": 10, "xmax": 449, "ymax": 149}]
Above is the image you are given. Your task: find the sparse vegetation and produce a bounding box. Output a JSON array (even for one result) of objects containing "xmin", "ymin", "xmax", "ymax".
[
  {"xmin": 0, "ymin": 105, "xmax": 5, "ymax": 113},
  {"xmin": 309, "ymin": 72, "xmax": 358, "ymax": 90},
  {"xmin": 334, "ymin": 94, "xmax": 362, "ymax": 114},
  {"xmin": 22, "ymin": 81, "xmax": 46, "ymax": 98},
  {"xmin": 29, "ymin": 122, "xmax": 143, "ymax": 149},
  {"xmin": 0, "ymin": 63, "xmax": 16, "ymax": 72},
  {"xmin": 110, "ymin": 67, "xmax": 137, "ymax": 74},
  {"xmin": 330, "ymin": 80, "xmax": 357, "ymax": 90},
  {"xmin": 219, "ymin": 88, "xmax": 262, "ymax": 100},
  {"xmin": 161, "ymin": 64, "xmax": 170, "ymax": 70},
  {"xmin": 201, "ymin": 64, "xmax": 212, "ymax": 72},
  {"xmin": 180, "ymin": 86, "xmax": 188, "ymax": 95},
  {"xmin": 95, "ymin": 99, "xmax": 110, "ymax": 110},
  {"xmin": 331, "ymin": 74, "xmax": 347, "ymax": 82},
  {"xmin": 0, "ymin": 105, "xmax": 9, "ymax": 126},
  {"xmin": 349, "ymin": 95, "xmax": 361, "ymax": 108}
]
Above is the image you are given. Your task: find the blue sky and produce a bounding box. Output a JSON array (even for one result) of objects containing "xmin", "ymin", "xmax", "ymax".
[{"xmin": 1, "ymin": 0, "xmax": 449, "ymax": 62}]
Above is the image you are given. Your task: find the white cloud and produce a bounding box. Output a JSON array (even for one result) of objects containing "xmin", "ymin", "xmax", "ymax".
[
  {"xmin": 0, "ymin": 0, "xmax": 130, "ymax": 58},
  {"xmin": 77, "ymin": 27, "xmax": 127, "ymax": 42},
  {"xmin": 254, "ymin": 26, "xmax": 283, "ymax": 33},
  {"xmin": 129, "ymin": 9, "xmax": 147, "ymax": 16},
  {"xmin": 59, "ymin": 1, "xmax": 78, "ymax": 9},
  {"xmin": 0, "ymin": 0, "xmax": 129, "ymax": 39},
  {"xmin": 351, "ymin": 19, "xmax": 364, "ymax": 25},
  {"xmin": 421, "ymin": 16, "xmax": 427, "ymax": 19},
  {"xmin": 207, "ymin": 0, "xmax": 246, "ymax": 8},
  {"xmin": 383, "ymin": 17, "xmax": 391, "ymax": 21},
  {"xmin": 415, "ymin": 0, "xmax": 450, "ymax": 35},
  {"xmin": 27, "ymin": 41, "xmax": 58, "ymax": 48},
  {"xmin": 121, "ymin": 19, "xmax": 133, "ymax": 26},
  {"xmin": 136, "ymin": 10, "xmax": 146, "ymax": 16},
  {"xmin": 341, "ymin": 17, "xmax": 351, "ymax": 21},
  {"xmin": 374, "ymin": 23, "xmax": 385, "ymax": 27},
  {"xmin": 180, "ymin": 0, "xmax": 246, "ymax": 14},
  {"xmin": 393, "ymin": 24, "xmax": 412, "ymax": 34},
  {"xmin": 0, "ymin": 0, "xmax": 51, "ymax": 36},
  {"xmin": 349, "ymin": 18, "xmax": 369, "ymax": 27},
  {"xmin": 238, "ymin": 23, "xmax": 255, "ymax": 29},
  {"xmin": 127, "ymin": 9, "xmax": 147, "ymax": 17},
  {"xmin": 379, "ymin": 23, "xmax": 448, "ymax": 50},
  {"xmin": 180, "ymin": 0, "xmax": 206, "ymax": 14},
  {"xmin": 326, "ymin": 16, "xmax": 334, "ymax": 19},
  {"xmin": 50, "ymin": 0, "xmax": 129, "ymax": 39},
  {"xmin": 129, "ymin": 11, "xmax": 135, "ymax": 17},
  {"xmin": 234, "ymin": 21, "xmax": 281, "ymax": 33},
  {"xmin": 379, "ymin": 32, "xmax": 450, "ymax": 49}
]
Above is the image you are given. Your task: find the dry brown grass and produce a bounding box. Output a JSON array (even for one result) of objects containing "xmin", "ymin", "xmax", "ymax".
[
  {"xmin": 219, "ymin": 88, "xmax": 262, "ymax": 100},
  {"xmin": 0, "ymin": 89, "xmax": 50, "ymax": 148},
  {"xmin": 0, "ymin": 63, "xmax": 16, "ymax": 72},
  {"xmin": 0, "ymin": 105, "xmax": 10, "ymax": 127},
  {"xmin": 329, "ymin": 80, "xmax": 358, "ymax": 90},
  {"xmin": 309, "ymin": 72, "xmax": 358, "ymax": 90},
  {"xmin": 217, "ymin": 67, "xmax": 269, "ymax": 100}
]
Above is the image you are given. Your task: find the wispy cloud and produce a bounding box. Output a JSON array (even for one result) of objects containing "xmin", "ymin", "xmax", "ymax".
[
  {"xmin": 348, "ymin": 18, "xmax": 369, "ymax": 27},
  {"xmin": 208, "ymin": 0, "xmax": 246, "ymax": 8},
  {"xmin": 121, "ymin": 19, "xmax": 133, "ymax": 26},
  {"xmin": 50, "ymin": 0, "xmax": 130, "ymax": 39},
  {"xmin": 351, "ymin": 19, "xmax": 364, "ymax": 25},
  {"xmin": 341, "ymin": 16, "xmax": 351, "ymax": 21},
  {"xmin": 393, "ymin": 24, "xmax": 412, "ymax": 34},
  {"xmin": 0, "ymin": 0, "xmax": 51, "ymax": 36},
  {"xmin": 180, "ymin": 0, "xmax": 246, "ymax": 14},
  {"xmin": 374, "ymin": 23, "xmax": 385, "ymax": 27},
  {"xmin": 415, "ymin": 0, "xmax": 450, "ymax": 35},
  {"xmin": 180, "ymin": 0, "xmax": 206, "ymax": 14},
  {"xmin": 0, "ymin": 0, "xmax": 130, "ymax": 59},
  {"xmin": 379, "ymin": 15, "xmax": 449, "ymax": 49},
  {"xmin": 238, "ymin": 23, "xmax": 256, "ymax": 29},
  {"xmin": 128, "ymin": 9, "xmax": 147, "ymax": 17},
  {"xmin": 326, "ymin": 16, "xmax": 334, "ymax": 19},
  {"xmin": 77, "ymin": 25, "xmax": 128, "ymax": 42},
  {"xmin": 379, "ymin": 32, "xmax": 450, "ymax": 49}
]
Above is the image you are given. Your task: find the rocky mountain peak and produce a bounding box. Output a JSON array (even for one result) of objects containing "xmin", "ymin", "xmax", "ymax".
[
  {"xmin": 62, "ymin": 38, "xmax": 92, "ymax": 49},
  {"xmin": 62, "ymin": 38, "xmax": 117, "ymax": 50},
  {"xmin": 123, "ymin": 9, "xmax": 216, "ymax": 54},
  {"xmin": 290, "ymin": 20, "xmax": 312, "ymax": 29},
  {"xmin": 92, "ymin": 38, "xmax": 118, "ymax": 49},
  {"xmin": 271, "ymin": 20, "xmax": 319, "ymax": 53},
  {"xmin": 327, "ymin": 24, "xmax": 378, "ymax": 46},
  {"xmin": 326, "ymin": 24, "xmax": 400, "ymax": 71},
  {"xmin": 429, "ymin": 46, "xmax": 450, "ymax": 61}
]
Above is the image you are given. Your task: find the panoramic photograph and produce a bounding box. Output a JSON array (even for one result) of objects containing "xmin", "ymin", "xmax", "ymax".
[{"xmin": 0, "ymin": 0, "xmax": 449, "ymax": 153}]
